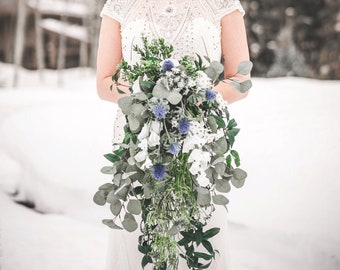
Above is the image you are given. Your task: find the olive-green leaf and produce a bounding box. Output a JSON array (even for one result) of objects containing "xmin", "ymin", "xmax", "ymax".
[
  {"xmin": 141, "ymin": 255, "xmax": 152, "ymax": 268},
  {"xmin": 102, "ymin": 219, "xmax": 123, "ymax": 230},
  {"xmin": 194, "ymin": 252, "xmax": 213, "ymax": 260},
  {"xmin": 212, "ymin": 194, "xmax": 229, "ymax": 205},
  {"xmin": 237, "ymin": 60, "xmax": 253, "ymax": 75},
  {"xmin": 127, "ymin": 199, "xmax": 142, "ymax": 215},
  {"xmin": 93, "ymin": 190, "xmax": 106, "ymax": 206},
  {"xmin": 122, "ymin": 213, "xmax": 138, "ymax": 232},
  {"xmin": 203, "ymin": 227, "xmax": 220, "ymax": 239},
  {"xmin": 197, "ymin": 187, "xmax": 211, "ymax": 206},
  {"xmin": 104, "ymin": 153, "xmax": 120, "ymax": 163},
  {"xmin": 110, "ymin": 199, "xmax": 122, "ymax": 216},
  {"xmin": 202, "ymin": 240, "xmax": 214, "ymax": 255}
]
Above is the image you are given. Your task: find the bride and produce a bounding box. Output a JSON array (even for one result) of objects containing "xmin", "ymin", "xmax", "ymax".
[{"xmin": 96, "ymin": 0, "xmax": 251, "ymax": 269}]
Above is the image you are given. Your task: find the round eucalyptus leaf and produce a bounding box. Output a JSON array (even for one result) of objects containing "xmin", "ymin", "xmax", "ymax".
[
  {"xmin": 232, "ymin": 168, "xmax": 247, "ymax": 180},
  {"xmin": 98, "ymin": 183, "xmax": 113, "ymax": 190},
  {"xmin": 240, "ymin": 80, "xmax": 253, "ymax": 93},
  {"xmin": 128, "ymin": 115, "xmax": 141, "ymax": 133},
  {"xmin": 152, "ymin": 80, "xmax": 169, "ymax": 99},
  {"xmin": 215, "ymin": 179, "xmax": 231, "ymax": 193},
  {"xmin": 118, "ymin": 96, "xmax": 133, "ymax": 115},
  {"xmin": 106, "ymin": 190, "xmax": 119, "ymax": 203},
  {"xmin": 212, "ymin": 137, "xmax": 228, "ymax": 155},
  {"xmin": 237, "ymin": 60, "xmax": 253, "ymax": 75},
  {"xmin": 100, "ymin": 166, "xmax": 114, "ymax": 175},
  {"xmin": 127, "ymin": 199, "xmax": 142, "ymax": 215},
  {"xmin": 102, "ymin": 219, "xmax": 123, "ymax": 230},
  {"xmin": 197, "ymin": 187, "xmax": 211, "ymax": 206},
  {"xmin": 93, "ymin": 190, "xmax": 106, "ymax": 206},
  {"xmin": 110, "ymin": 199, "xmax": 122, "ymax": 216},
  {"xmin": 212, "ymin": 194, "xmax": 229, "ymax": 205},
  {"xmin": 143, "ymin": 183, "xmax": 154, "ymax": 199},
  {"xmin": 122, "ymin": 213, "xmax": 138, "ymax": 232},
  {"xmin": 131, "ymin": 103, "xmax": 145, "ymax": 116},
  {"xmin": 167, "ymin": 91, "xmax": 182, "ymax": 105},
  {"xmin": 214, "ymin": 163, "xmax": 226, "ymax": 175},
  {"xmin": 231, "ymin": 177, "xmax": 246, "ymax": 188},
  {"xmin": 116, "ymin": 185, "xmax": 130, "ymax": 201}
]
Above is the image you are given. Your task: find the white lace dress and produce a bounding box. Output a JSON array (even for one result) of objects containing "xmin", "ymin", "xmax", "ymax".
[{"xmin": 101, "ymin": 0, "xmax": 245, "ymax": 269}]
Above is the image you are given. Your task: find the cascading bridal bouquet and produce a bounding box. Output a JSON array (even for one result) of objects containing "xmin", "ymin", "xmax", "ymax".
[{"xmin": 94, "ymin": 37, "xmax": 252, "ymax": 270}]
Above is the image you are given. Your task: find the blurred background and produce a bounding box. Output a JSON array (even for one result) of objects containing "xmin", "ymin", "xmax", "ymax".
[{"xmin": 0, "ymin": 1, "xmax": 340, "ymax": 270}]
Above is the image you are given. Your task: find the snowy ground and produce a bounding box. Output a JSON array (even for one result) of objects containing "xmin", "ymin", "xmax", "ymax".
[{"xmin": 0, "ymin": 64, "xmax": 340, "ymax": 269}]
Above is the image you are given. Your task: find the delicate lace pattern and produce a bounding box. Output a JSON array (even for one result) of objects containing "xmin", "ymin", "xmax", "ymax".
[{"xmin": 101, "ymin": 0, "xmax": 244, "ymax": 144}]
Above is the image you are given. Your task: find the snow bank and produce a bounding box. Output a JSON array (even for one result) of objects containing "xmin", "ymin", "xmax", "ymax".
[{"xmin": 0, "ymin": 65, "xmax": 340, "ymax": 269}]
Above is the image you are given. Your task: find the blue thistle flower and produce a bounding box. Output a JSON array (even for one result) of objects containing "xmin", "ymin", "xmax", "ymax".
[
  {"xmin": 162, "ymin": 59, "xmax": 175, "ymax": 72},
  {"xmin": 169, "ymin": 143, "xmax": 180, "ymax": 155},
  {"xmin": 153, "ymin": 164, "xmax": 166, "ymax": 180},
  {"xmin": 153, "ymin": 104, "xmax": 167, "ymax": 119},
  {"xmin": 206, "ymin": 89, "xmax": 217, "ymax": 100},
  {"xmin": 178, "ymin": 119, "xmax": 190, "ymax": 134}
]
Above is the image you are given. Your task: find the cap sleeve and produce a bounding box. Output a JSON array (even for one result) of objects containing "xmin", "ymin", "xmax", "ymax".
[
  {"xmin": 100, "ymin": 0, "xmax": 125, "ymax": 23},
  {"xmin": 215, "ymin": 0, "xmax": 245, "ymax": 20}
]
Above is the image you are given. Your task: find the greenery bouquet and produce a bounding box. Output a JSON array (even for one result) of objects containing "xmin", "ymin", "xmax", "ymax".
[{"xmin": 94, "ymin": 37, "xmax": 252, "ymax": 270}]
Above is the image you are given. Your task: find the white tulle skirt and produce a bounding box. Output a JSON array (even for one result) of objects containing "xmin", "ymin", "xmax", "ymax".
[{"xmin": 105, "ymin": 204, "xmax": 231, "ymax": 270}]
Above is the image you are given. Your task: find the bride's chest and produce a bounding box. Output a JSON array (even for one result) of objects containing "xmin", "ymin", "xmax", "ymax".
[{"xmin": 120, "ymin": 0, "xmax": 222, "ymax": 61}]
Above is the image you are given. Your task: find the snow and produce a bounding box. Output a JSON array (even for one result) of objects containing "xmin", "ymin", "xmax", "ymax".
[{"xmin": 0, "ymin": 63, "xmax": 340, "ymax": 269}]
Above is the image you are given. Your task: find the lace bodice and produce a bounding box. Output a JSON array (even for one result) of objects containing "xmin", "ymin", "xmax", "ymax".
[{"xmin": 101, "ymin": 0, "xmax": 244, "ymax": 64}]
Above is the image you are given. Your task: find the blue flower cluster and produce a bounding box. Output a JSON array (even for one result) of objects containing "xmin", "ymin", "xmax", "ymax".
[
  {"xmin": 169, "ymin": 143, "xmax": 180, "ymax": 155},
  {"xmin": 205, "ymin": 89, "xmax": 217, "ymax": 100},
  {"xmin": 153, "ymin": 104, "xmax": 167, "ymax": 119},
  {"xmin": 162, "ymin": 59, "xmax": 175, "ymax": 72},
  {"xmin": 178, "ymin": 119, "xmax": 190, "ymax": 134},
  {"xmin": 153, "ymin": 164, "xmax": 166, "ymax": 180}
]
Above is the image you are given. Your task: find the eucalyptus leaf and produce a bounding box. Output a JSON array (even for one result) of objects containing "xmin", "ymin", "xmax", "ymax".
[
  {"xmin": 93, "ymin": 190, "xmax": 106, "ymax": 206},
  {"xmin": 113, "ymin": 173, "xmax": 122, "ymax": 186},
  {"xmin": 102, "ymin": 219, "xmax": 123, "ymax": 230},
  {"xmin": 215, "ymin": 179, "xmax": 231, "ymax": 193},
  {"xmin": 232, "ymin": 168, "xmax": 247, "ymax": 180},
  {"xmin": 209, "ymin": 115, "xmax": 226, "ymax": 129},
  {"xmin": 115, "ymin": 184, "xmax": 130, "ymax": 201},
  {"xmin": 106, "ymin": 190, "xmax": 119, "ymax": 204},
  {"xmin": 230, "ymin": 81, "xmax": 241, "ymax": 92},
  {"xmin": 134, "ymin": 92, "xmax": 148, "ymax": 101},
  {"xmin": 143, "ymin": 183, "xmax": 154, "ymax": 199},
  {"xmin": 167, "ymin": 91, "xmax": 182, "ymax": 105},
  {"xmin": 122, "ymin": 213, "xmax": 138, "ymax": 232},
  {"xmin": 214, "ymin": 163, "xmax": 226, "ymax": 175},
  {"xmin": 98, "ymin": 183, "xmax": 113, "ymax": 190},
  {"xmin": 231, "ymin": 177, "xmax": 246, "ymax": 188},
  {"xmin": 209, "ymin": 61, "xmax": 224, "ymax": 75},
  {"xmin": 127, "ymin": 199, "xmax": 142, "ymax": 215},
  {"xmin": 212, "ymin": 194, "xmax": 229, "ymax": 205},
  {"xmin": 152, "ymin": 80, "xmax": 169, "ymax": 99},
  {"xmin": 207, "ymin": 116, "xmax": 217, "ymax": 133},
  {"xmin": 204, "ymin": 67, "xmax": 218, "ymax": 81},
  {"xmin": 110, "ymin": 199, "xmax": 122, "ymax": 216},
  {"xmin": 237, "ymin": 60, "xmax": 253, "ymax": 75},
  {"xmin": 131, "ymin": 103, "xmax": 145, "ymax": 116},
  {"xmin": 197, "ymin": 187, "xmax": 211, "ymax": 206},
  {"xmin": 240, "ymin": 79, "xmax": 253, "ymax": 93},
  {"xmin": 100, "ymin": 166, "xmax": 114, "ymax": 175},
  {"xmin": 118, "ymin": 96, "xmax": 133, "ymax": 115},
  {"xmin": 212, "ymin": 137, "xmax": 228, "ymax": 155},
  {"xmin": 128, "ymin": 114, "xmax": 141, "ymax": 133}
]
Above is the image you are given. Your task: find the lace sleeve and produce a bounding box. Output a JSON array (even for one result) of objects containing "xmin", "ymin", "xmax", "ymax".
[
  {"xmin": 215, "ymin": 0, "xmax": 245, "ymax": 20},
  {"xmin": 100, "ymin": 0, "xmax": 125, "ymax": 23}
]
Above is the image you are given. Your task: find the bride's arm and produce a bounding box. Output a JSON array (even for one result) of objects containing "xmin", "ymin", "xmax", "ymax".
[
  {"xmin": 96, "ymin": 16, "xmax": 128, "ymax": 103},
  {"xmin": 214, "ymin": 10, "xmax": 251, "ymax": 104}
]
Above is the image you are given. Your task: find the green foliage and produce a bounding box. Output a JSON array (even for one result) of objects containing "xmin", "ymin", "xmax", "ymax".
[{"xmin": 94, "ymin": 37, "xmax": 249, "ymax": 270}]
